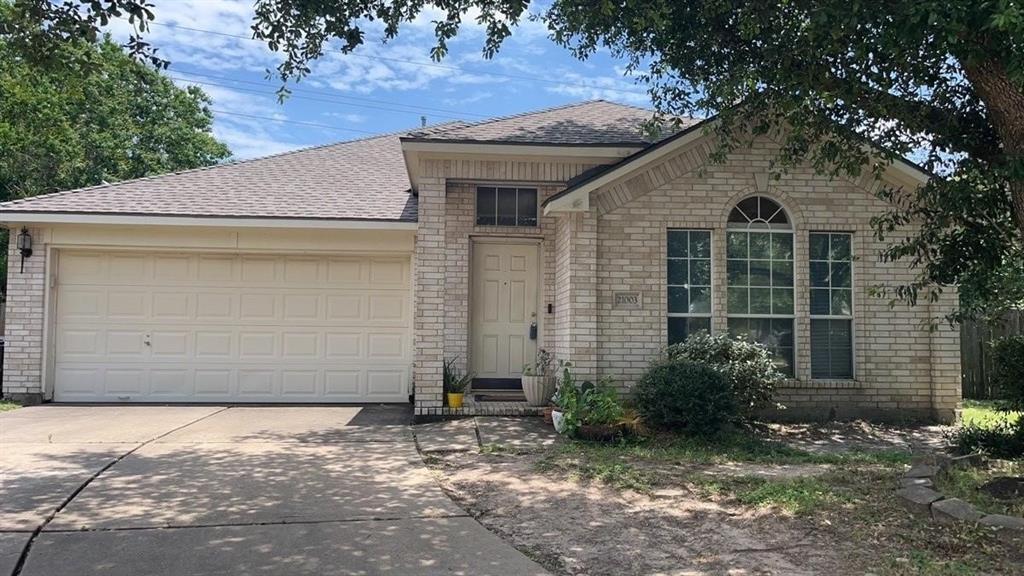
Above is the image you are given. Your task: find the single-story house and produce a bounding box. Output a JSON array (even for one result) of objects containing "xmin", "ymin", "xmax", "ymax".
[{"xmin": 0, "ymin": 100, "xmax": 961, "ymax": 421}]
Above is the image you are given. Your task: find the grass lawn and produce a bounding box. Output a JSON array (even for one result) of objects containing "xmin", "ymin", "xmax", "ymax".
[
  {"xmin": 0, "ymin": 400, "xmax": 21, "ymax": 412},
  {"xmin": 961, "ymin": 399, "xmax": 1020, "ymax": 427},
  {"xmin": 536, "ymin": 429, "xmax": 1021, "ymax": 575}
]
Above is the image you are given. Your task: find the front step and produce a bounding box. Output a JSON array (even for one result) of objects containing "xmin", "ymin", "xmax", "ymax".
[{"xmin": 472, "ymin": 389, "xmax": 527, "ymax": 403}]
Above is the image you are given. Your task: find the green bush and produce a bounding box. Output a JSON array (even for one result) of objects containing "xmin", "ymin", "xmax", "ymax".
[
  {"xmin": 993, "ymin": 335, "xmax": 1024, "ymax": 413},
  {"xmin": 948, "ymin": 419, "xmax": 1024, "ymax": 459},
  {"xmin": 663, "ymin": 332, "xmax": 783, "ymax": 423},
  {"xmin": 634, "ymin": 360, "xmax": 735, "ymax": 435}
]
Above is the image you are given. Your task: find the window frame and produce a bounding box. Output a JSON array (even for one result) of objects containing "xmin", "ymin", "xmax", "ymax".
[
  {"xmin": 808, "ymin": 232, "xmax": 856, "ymax": 380},
  {"xmin": 666, "ymin": 229, "xmax": 713, "ymax": 344},
  {"xmin": 725, "ymin": 196, "xmax": 796, "ymax": 377},
  {"xmin": 475, "ymin": 186, "xmax": 539, "ymax": 227}
]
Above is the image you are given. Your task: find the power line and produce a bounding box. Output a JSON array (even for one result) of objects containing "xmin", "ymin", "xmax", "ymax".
[
  {"xmin": 172, "ymin": 69, "xmax": 489, "ymax": 119},
  {"xmin": 209, "ymin": 109, "xmax": 382, "ymax": 134},
  {"xmin": 137, "ymin": 18, "xmax": 651, "ymax": 97}
]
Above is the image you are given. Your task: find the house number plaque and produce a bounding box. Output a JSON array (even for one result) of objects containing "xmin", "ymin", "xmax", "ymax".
[{"xmin": 613, "ymin": 292, "xmax": 642, "ymax": 310}]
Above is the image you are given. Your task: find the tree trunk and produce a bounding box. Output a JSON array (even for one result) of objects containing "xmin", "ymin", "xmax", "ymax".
[{"xmin": 962, "ymin": 59, "xmax": 1024, "ymax": 237}]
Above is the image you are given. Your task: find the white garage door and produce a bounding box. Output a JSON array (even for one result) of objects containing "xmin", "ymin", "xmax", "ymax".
[{"xmin": 52, "ymin": 250, "xmax": 412, "ymax": 403}]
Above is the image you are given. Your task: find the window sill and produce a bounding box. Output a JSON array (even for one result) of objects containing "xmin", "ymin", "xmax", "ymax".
[
  {"xmin": 473, "ymin": 225, "xmax": 542, "ymax": 235},
  {"xmin": 780, "ymin": 378, "xmax": 862, "ymax": 390}
]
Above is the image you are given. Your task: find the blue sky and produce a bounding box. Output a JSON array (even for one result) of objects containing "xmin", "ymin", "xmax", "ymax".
[{"xmin": 107, "ymin": 1, "xmax": 655, "ymax": 159}]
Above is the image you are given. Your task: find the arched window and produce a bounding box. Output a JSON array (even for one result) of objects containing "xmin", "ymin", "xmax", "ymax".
[{"xmin": 726, "ymin": 196, "xmax": 795, "ymax": 376}]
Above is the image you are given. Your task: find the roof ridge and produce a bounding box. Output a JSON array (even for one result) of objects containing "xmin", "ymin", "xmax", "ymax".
[
  {"xmin": 408, "ymin": 99, "xmax": 626, "ymax": 138},
  {"xmin": 0, "ymin": 121, "xmax": 460, "ymax": 209}
]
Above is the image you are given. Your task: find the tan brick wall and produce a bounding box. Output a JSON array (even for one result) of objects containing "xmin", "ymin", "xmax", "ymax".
[
  {"xmin": 590, "ymin": 137, "xmax": 960, "ymax": 422},
  {"xmin": 2, "ymin": 227, "xmax": 47, "ymax": 402},
  {"xmin": 412, "ymin": 156, "xmax": 606, "ymax": 416}
]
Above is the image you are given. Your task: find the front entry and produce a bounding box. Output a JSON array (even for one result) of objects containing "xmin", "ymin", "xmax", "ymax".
[{"xmin": 470, "ymin": 240, "xmax": 539, "ymax": 389}]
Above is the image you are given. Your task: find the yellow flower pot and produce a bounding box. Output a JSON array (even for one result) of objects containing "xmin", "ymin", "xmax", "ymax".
[{"xmin": 447, "ymin": 393, "xmax": 465, "ymax": 409}]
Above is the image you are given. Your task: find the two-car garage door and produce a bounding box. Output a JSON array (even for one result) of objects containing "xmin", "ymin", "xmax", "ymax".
[{"xmin": 52, "ymin": 250, "xmax": 412, "ymax": 403}]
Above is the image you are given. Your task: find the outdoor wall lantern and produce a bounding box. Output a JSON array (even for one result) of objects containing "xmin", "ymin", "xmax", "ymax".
[{"xmin": 17, "ymin": 228, "xmax": 32, "ymax": 272}]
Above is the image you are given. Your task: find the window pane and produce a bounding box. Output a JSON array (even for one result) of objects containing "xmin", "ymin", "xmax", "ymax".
[
  {"xmin": 727, "ymin": 232, "xmax": 748, "ymax": 258},
  {"xmin": 690, "ymin": 259, "xmax": 711, "ymax": 286},
  {"xmin": 727, "ymin": 260, "xmax": 748, "ymax": 285},
  {"xmin": 772, "ymin": 288, "xmax": 793, "ymax": 315},
  {"xmin": 749, "ymin": 260, "xmax": 771, "ymax": 286},
  {"xmin": 771, "ymin": 260, "xmax": 793, "ymax": 287},
  {"xmin": 830, "ymin": 235, "xmax": 851, "ymax": 261},
  {"xmin": 728, "ymin": 287, "xmax": 748, "ymax": 313},
  {"xmin": 668, "ymin": 286, "xmax": 689, "ymax": 313},
  {"xmin": 667, "ymin": 259, "xmax": 687, "ymax": 285},
  {"xmin": 749, "ymin": 233, "xmax": 771, "ymax": 259},
  {"xmin": 727, "ymin": 317, "xmax": 751, "ymax": 339},
  {"xmin": 809, "ymin": 233, "xmax": 829, "ymax": 260},
  {"xmin": 516, "ymin": 189, "xmax": 537, "ymax": 226},
  {"xmin": 810, "ymin": 319, "xmax": 831, "ymax": 379},
  {"xmin": 831, "ymin": 262, "xmax": 851, "ymax": 288},
  {"xmin": 737, "ymin": 197, "xmax": 759, "ymax": 220},
  {"xmin": 810, "ymin": 261, "xmax": 830, "ymax": 287},
  {"xmin": 831, "ymin": 289, "xmax": 852, "ymax": 316},
  {"xmin": 771, "ymin": 234, "xmax": 793, "ymax": 260},
  {"xmin": 811, "ymin": 319, "xmax": 853, "ymax": 379},
  {"xmin": 690, "ymin": 231, "xmax": 711, "ymax": 258},
  {"xmin": 496, "ymin": 187, "xmax": 517, "ymax": 226},
  {"xmin": 668, "ymin": 317, "xmax": 711, "ymax": 345},
  {"xmin": 476, "ymin": 188, "xmax": 496, "ymax": 225},
  {"xmin": 750, "ymin": 288, "xmax": 772, "ymax": 314},
  {"xmin": 810, "ymin": 289, "xmax": 831, "ymax": 315},
  {"xmin": 667, "ymin": 231, "xmax": 688, "ymax": 258},
  {"xmin": 689, "ymin": 287, "xmax": 711, "ymax": 314}
]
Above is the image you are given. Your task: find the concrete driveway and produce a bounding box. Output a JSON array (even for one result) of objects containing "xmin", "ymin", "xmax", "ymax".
[{"xmin": 0, "ymin": 405, "xmax": 547, "ymax": 576}]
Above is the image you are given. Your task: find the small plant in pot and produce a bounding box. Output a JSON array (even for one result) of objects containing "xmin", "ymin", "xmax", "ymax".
[
  {"xmin": 522, "ymin": 348, "xmax": 555, "ymax": 407},
  {"xmin": 443, "ymin": 358, "xmax": 473, "ymax": 410}
]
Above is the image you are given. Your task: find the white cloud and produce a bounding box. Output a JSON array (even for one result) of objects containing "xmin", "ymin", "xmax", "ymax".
[{"xmin": 324, "ymin": 112, "xmax": 369, "ymax": 123}]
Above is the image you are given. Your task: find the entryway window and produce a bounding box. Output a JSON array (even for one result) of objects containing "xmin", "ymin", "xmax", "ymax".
[
  {"xmin": 667, "ymin": 229, "xmax": 712, "ymax": 344},
  {"xmin": 476, "ymin": 186, "xmax": 538, "ymax": 227},
  {"xmin": 809, "ymin": 232, "xmax": 854, "ymax": 379},
  {"xmin": 726, "ymin": 196, "xmax": 795, "ymax": 376}
]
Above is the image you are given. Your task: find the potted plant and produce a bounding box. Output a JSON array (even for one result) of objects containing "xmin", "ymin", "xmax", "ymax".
[
  {"xmin": 443, "ymin": 358, "xmax": 473, "ymax": 410},
  {"xmin": 574, "ymin": 382, "xmax": 625, "ymax": 441},
  {"xmin": 522, "ymin": 348, "xmax": 555, "ymax": 407},
  {"xmin": 550, "ymin": 361, "xmax": 577, "ymax": 433}
]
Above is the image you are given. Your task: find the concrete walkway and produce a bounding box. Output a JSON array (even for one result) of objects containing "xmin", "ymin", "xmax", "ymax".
[{"xmin": 0, "ymin": 405, "xmax": 548, "ymax": 576}]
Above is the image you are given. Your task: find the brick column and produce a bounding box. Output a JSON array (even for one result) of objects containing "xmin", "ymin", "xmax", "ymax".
[
  {"xmin": 3, "ymin": 226, "xmax": 47, "ymax": 403},
  {"xmin": 414, "ymin": 179, "xmax": 446, "ymax": 415},
  {"xmin": 930, "ymin": 290, "xmax": 962, "ymax": 423},
  {"xmin": 567, "ymin": 212, "xmax": 599, "ymax": 381}
]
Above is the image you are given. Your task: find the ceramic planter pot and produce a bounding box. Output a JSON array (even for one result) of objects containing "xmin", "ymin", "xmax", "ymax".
[
  {"xmin": 551, "ymin": 410, "xmax": 567, "ymax": 434},
  {"xmin": 447, "ymin": 392, "xmax": 465, "ymax": 409},
  {"xmin": 522, "ymin": 375, "xmax": 556, "ymax": 407}
]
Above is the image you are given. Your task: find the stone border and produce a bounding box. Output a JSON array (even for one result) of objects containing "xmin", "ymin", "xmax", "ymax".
[{"xmin": 896, "ymin": 453, "xmax": 1023, "ymax": 543}]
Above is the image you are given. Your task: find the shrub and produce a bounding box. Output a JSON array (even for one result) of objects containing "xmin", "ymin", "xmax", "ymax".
[
  {"xmin": 634, "ymin": 360, "xmax": 735, "ymax": 435},
  {"xmin": 663, "ymin": 332, "xmax": 783, "ymax": 424},
  {"xmin": 555, "ymin": 368, "xmax": 624, "ymax": 437},
  {"xmin": 948, "ymin": 419, "xmax": 1024, "ymax": 459},
  {"xmin": 993, "ymin": 335, "xmax": 1024, "ymax": 413}
]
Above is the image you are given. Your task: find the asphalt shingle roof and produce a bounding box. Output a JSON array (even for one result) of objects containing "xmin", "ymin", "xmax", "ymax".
[
  {"xmin": 405, "ymin": 100, "xmax": 676, "ymax": 146},
  {"xmin": 0, "ymin": 100, "xmax": 694, "ymax": 221}
]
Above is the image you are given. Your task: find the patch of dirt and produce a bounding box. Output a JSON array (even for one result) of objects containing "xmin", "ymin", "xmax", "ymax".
[
  {"xmin": 766, "ymin": 420, "xmax": 949, "ymax": 455},
  {"xmin": 427, "ymin": 452, "xmax": 857, "ymax": 576},
  {"xmin": 981, "ymin": 476, "xmax": 1024, "ymax": 500}
]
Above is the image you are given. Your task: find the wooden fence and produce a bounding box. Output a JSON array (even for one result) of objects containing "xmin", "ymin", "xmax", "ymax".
[{"xmin": 961, "ymin": 310, "xmax": 1024, "ymax": 399}]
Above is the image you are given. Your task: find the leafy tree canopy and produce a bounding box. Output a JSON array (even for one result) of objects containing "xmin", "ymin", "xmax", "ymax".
[
  {"xmin": 3, "ymin": 0, "xmax": 1023, "ymax": 320},
  {"xmin": 0, "ymin": 1, "xmax": 230, "ymax": 281}
]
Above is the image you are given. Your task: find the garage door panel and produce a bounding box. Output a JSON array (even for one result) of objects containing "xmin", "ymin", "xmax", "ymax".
[{"xmin": 54, "ymin": 251, "xmax": 411, "ymax": 403}]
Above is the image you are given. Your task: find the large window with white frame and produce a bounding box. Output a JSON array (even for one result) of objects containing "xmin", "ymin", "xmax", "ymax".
[
  {"xmin": 726, "ymin": 196, "xmax": 795, "ymax": 376},
  {"xmin": 667, "ymin": 229, "xmax": 712, "ymax": 344},
  {"xmin": 809, "ymin": 232, "xmax": 854, "ymax": 379}
]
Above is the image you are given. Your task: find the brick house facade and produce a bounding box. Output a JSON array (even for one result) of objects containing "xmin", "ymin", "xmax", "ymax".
[{"xmin": 0, "ymin": 101, "xmax": 960, "ymax": 421}]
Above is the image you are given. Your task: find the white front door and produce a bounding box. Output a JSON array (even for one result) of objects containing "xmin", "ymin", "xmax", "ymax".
[
  {"xmin": 471, "ymin": 241, "xmax": 539, "ymax": 382},
  {"xmin": 51, "ymin": 250, "xmax": 412, "ymax": 403}
]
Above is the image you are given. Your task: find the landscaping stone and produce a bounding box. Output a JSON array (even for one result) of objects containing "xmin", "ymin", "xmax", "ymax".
[
  {"xmin": 904, "ymin": 463, "xmax": 939, "ymax": 478},
  {"xmin": 979, "ymin": 514, "xmax": 1024, "ymax": 542},
  {"xmin": 930, "ymin": 498, "xmax": 984, "ymax": 525},
  {"xmin": 414, "ymin": 419, "xmax": 479, "ymax": 453},
  {"xmin": 898, "ymin": 477, "xmax": 933, "ymax": 489},
  {"xmin": 895, "ymin": 486, "xmax": 943, "ymax": 515},
  {"xmin": 948, "ymin": 453, "xmax": 985, "ymax": 469}
]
